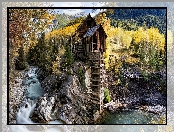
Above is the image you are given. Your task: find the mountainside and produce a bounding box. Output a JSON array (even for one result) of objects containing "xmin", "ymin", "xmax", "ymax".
[{"xmin": 106, "ymin": 9, "xmax": 166, "ymax": 34}]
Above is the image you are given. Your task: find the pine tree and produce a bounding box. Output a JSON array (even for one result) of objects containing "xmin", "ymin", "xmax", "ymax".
[{"xmin": 15, "ymin": 45, "xmax": 26, "ymax": 70}]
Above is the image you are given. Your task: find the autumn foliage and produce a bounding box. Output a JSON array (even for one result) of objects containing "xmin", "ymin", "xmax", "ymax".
[
  {"xmin": 94, "ymin": 12, "xmax": 166, "ymax": 73},
  {"xmin": 9, "ymin": 8, "xmax": 54, "ymax": 72},
  {"xmin": 9, "ymin": 8, "xmax": 167, "ymax": 78}
]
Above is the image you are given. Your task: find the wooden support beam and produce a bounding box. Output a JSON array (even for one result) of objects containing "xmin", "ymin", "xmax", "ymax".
[
  {"xmin": 91, "ymin": 79, "xmax": 100, "ymax": 82},
  {"xmin": 91, "ymin": 84, "xmax": 100, "ymax": 87},
  {"xmin": 91, "ymin": 73, "xmax": 100, "ymax": 75}
]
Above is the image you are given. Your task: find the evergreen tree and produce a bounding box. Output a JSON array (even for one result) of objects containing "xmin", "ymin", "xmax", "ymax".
[
  {"xmin": 60, "ymin": 39, "xmax": 74, "ymax": 72},
  {"xmin": 15, "ymin": 45, "xmax": 26, "ymax": 70}
]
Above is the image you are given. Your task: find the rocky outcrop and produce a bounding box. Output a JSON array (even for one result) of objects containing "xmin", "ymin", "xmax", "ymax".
[
  {"xmin": 147, "ymin": 105, "xmax": 166, "ymax": 114},
  {"xmin": 106, "ymin": 66, "xmax": 166, "ymax": 115},
  {"xmin": 9, "ymin": 71, "xmax": 28, "ymax": 124},
  {"xmin": 31, "ymin": 97, "xmax": 55, "ymax": 123},
  {"xmin": 32, "ymin": 61, "xmax": 93, "ymax": 124},
  {"xmin": 58, "ymin": 104, "xmax": 87, "ymax": 124},
  {"xmin": 55, "ymin": 74, "xmax": 89, "ymax": 124},
  {"xmin": 104, "ymin": 100, "xmax": 129, "ymax": 112}
]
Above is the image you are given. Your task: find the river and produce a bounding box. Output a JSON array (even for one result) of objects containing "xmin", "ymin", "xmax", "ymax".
[
  {"xmin": 98, "ymin": 110, "xmax": 160, "ymax": 124},
  {"xmin": 10, "ymin": 67, "xmax": 63, "ymax": 132}
]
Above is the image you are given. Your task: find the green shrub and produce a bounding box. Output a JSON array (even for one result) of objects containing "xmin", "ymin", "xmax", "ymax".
[
  {"xmin": 142, "ymin": 70, "xmax": 149, "ymax": 82},
  {"xmin": 61, "ymin": 42, "xmax": 74, "ymax": 70},
  {"xmin": 78, "ymin": 67, "xmax": 85, "ymax": 89},
  {"xmin": 104, "ymin": 88, "xmax": 111, "ymax": 103}
]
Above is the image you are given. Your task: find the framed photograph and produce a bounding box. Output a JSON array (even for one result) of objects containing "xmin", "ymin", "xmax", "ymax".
[{"xmin": 7, "ymin": 3, "xmax": 167, "ymax": 128}]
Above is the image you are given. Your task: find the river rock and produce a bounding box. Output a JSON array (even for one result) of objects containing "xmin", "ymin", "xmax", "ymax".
[
  {"xmin": 31, "ymin": 97, "xmax": 55, "ymax": 123},
  {"xmin": 41, "ymin": 74, "xmax": 63, "ymax": 94},
  {"xmin": 58, "ymin": 104, "xmax": 75, "ymax": 124},
  {"xmin": 9, "ymin": 69, "xmax": 29, "ymax": 124},
  {"xmin": 148, "ymin": 105, "xmax": 166, "ymax": 114}
]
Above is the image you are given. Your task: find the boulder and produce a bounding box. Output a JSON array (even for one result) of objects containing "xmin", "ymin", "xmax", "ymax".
[
  {"xmin": 148, "ymin": 105, "xmax": 166, "ymax": 113},
  {"xmin": 31, "ymin": 97, "xmax": 55, "ymax": 123},
  {"xmin": 58, "ymin": 104, "xmax": 74, "ymax": 124}
]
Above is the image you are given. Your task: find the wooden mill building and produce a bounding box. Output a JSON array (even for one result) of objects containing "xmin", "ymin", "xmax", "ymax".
[{"xmin": 72, "ymin": 13, "xmax": 107, "ymax": 122}]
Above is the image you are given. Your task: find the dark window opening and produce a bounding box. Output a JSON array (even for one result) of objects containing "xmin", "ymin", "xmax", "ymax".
[
  {"xmin": 93, "ymin": 34, "xmax": 97, "ymax": 43},
  {"xmin": 87, "ymin": 20, "xmax": 91, "ymax": 28},
  {"xmin": 93, "ymin": 44, "xmax": 97, "ymax": 51}
]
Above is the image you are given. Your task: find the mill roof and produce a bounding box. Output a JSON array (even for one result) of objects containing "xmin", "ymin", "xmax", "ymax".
[{"xmin": 83, "ymin": 25, "xmax": 99, "ymax": 38}]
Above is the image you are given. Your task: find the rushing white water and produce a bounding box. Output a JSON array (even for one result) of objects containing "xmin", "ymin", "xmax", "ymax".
[
  {"xmin": 13, "ymin": 100, "xmax": 63, "ymax": 131},
  {"xmin": 27, "ymin": 67, "xmax": 38, "ymax": 78},
  {"xmin": 48, "ymin": 120, "xmax": 63, "ymax": 124},
  {"xmin": 16, "ymin": 102, "xmax": 36, "ymax": 124},
  {"xmin": 10, "ymin": 67, "xmax": 63, "ymax": 131},
  {"xmin": 15, "ymin": 67, "xmax": 63, "ymax": 126},
  {"xmin": 24, "ymin": 67, "xmax": 44, "ymax": 100},
  {"xmin": 14, "ymin": 100, "xmax": 62, "ymax": 131}
]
